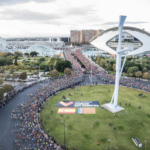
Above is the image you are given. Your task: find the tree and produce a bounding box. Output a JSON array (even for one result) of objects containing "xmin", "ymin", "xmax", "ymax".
[
  {"xmin": 2, "ymin": 84, "xmax": 14, "ymax": 93},
  {"xmin": 0, "ymin": 78, "xmax": 4, "ymax": 86},
  {"xmin": 14, "ymin": 66, "xmax": 19, "ymax": 71},
  {"xmin": 127, "ymin": 66, "xmax": 139, "ymax": 76},
  {"xmin": 19, "ymin": 72, "xmax": 27, "ymax": 80},
  {"xmin": 9, "ymin": 65, "xmax": 14, "ymax": 69},
  {"xmin": 19, "ymin": 65, "xmax": 24, "ymax": 70},
  {"xmin": 30, "ymin": 51, "xmax": 39, "ymax": 57},
  {"xmin": 100, "ymin": 59, "xmax": 105, "ymax": 68},
  {"xmin": 143, "ymin": 72, "xmax": 150, "ymax": 79},
  {"xmin": 34, "ymin": 70, "xmax": 39, "ymax": 76},
  {"xmin": 9, "ymin": 68, "xmax": 15, "ymax": 74},
  {"xmin": 0, "ymin": 57, "xmax": 13, "ymax": 66},
  {"xmin": 24, "ymin": 53, "xmax": 29, "ymax": 57},
  {"xmin": 113, "ymin": 64, "xmax": 116, "ymax": 71},
  {"xmin": 14, "ymin": 51, "xmax": 23, "ymax": 57},
  {"xmin": 128, "ymin": 73, "xmax": 133, "ymax": 77},
  {"xmin": 135, "ymin": 71, "xmax": 142, "ymax": 78},
  {"xmin": 12, "ymin": 74, "xmax": 17, "ymax": 80},
  {"xmin": 64, "ymin": 68, "xmax": 71, "ymax": 75},
  {"xmin": 14, "ymin": 59, "xmax": 18, "ymax": 66},
  {"xmin": 0, "ymin": 68, "xmax": 5, "ymax": 73},
  {"xmin": 55, "ymin": 60, "xmax": 72, "ymax": 72},
  {"xmin": 96, "ymin": 55, "xmax": 101, "ymax": 65},
  {"xmin": 39, "ymin": 57, "xmax": 45, "ymax": 63},
  {"xmin": 5, "ymin": 74, "xmax": 11, "ymax": 79},
  {"xmin": 123, "ymin": 61, "xmax": 135, "ymax": 72},
  {"xmin": 3, "ymin": 52, "xmax": 13, "ymax": 57},
  {"xmin": 49, "ymin": 70, "xmax": 58, "ymax": 78},
  {"xmin": 0, "ymin": 74, "xmax": 5, "ymax": 78},
  {"xmin": 0, "ymin": 88, "xmax": 4, "ymax": 101},
  {"xmin": 109, "ymin": 60, "xmax": 115, "ymax": 65},
  {"xmin": 26, "ymin": 66, "xmax": 31, "ymax": 70},
  {"xmin": 4, "ymin": 65, "xmax": 9, "ymax": 70},
  {"xmin": 40, "ymin": 62, "xmax": 49, "ymax": 71},
  {"xmin": 106, "ymin": 64, "xmax": 112, "ymax": 71},
  {"xmin": 29, "ymin": 69, "xmax": 32, "ymax": 73},
  {"xmin": 143, "ymin": 67, "xmax": 148, "ymax": 73}
]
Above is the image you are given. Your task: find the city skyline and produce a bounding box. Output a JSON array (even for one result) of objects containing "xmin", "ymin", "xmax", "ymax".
[{"xmin": 0, "ymin": 0, "xmax": 150, "ymax": 37}]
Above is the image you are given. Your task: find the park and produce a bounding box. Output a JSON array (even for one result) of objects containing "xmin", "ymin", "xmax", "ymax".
[{"xmin": 40, "ymin": 85, "xmax": 150, "ymax": 150}]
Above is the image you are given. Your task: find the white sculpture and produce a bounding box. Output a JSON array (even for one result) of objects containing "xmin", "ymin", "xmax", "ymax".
[{"xmin": 101, "ymin": 16, "xmax": 133, "ymax": 113}]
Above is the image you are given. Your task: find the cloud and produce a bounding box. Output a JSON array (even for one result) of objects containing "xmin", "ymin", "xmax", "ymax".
[
  {"xmin": 0, "ymin": 9, "xmax": 61, "ymax": 22},
  {"xmin": 101, "ymin": 21, "xmax": 149, "ymax": 25},
  {"xmin": 0, "ymin": 0, "xmax": 56, "ymax": 5},
  {"xmin": 65, "ymin": 6, "xmax": 97, "ymax": 16}
]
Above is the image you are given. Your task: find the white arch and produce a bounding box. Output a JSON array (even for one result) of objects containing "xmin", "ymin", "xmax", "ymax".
[{"xmin": 91, "ymin": 26, "xmax": 150, "ymax": 56}]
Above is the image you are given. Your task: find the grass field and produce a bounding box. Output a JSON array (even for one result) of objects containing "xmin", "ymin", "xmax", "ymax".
[{"xmin": 40, "ymin": 85, "xmax": 150, "ymax": 150}]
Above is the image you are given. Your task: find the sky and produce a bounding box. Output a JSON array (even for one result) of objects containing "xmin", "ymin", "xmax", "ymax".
[{"xmin": 0, "ymin": 0, "xmax": 150, "ymax": 38}]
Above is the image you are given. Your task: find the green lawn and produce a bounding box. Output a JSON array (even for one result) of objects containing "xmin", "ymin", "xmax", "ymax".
[
  {"xmin": 109, "ymin": 71, "xmax": 128, "ymax": 76},
  {"xmin": 24, "ymin": 56, "xmax": 51, "ymax": 61},
  {"xmin": 42, "ymin": 72, "xmax": 64, "ymax": 77},
  {"xmin": 5, "ymin": 69, "xmax": 43, "ymax": 73},
  {"xmin": 40, "ymin": 85, "xmax": 150, "ymax": 150}
]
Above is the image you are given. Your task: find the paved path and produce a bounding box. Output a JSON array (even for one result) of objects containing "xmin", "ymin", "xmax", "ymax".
[{"xmin": 0, "ymin": 81, "xmax": 44, "ymax": 150}]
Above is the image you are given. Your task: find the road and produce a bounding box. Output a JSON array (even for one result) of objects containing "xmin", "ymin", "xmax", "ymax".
[
  {"xmin": 0, "ymin": 74, "xmax": 149, "ymax": 149},
  {"xmin": 0, "ymin": 81, "xmax": 44, "ymax": 150}
]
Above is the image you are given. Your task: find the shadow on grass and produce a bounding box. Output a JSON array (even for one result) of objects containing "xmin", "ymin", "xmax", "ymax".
[
  {"xmin": 147, "ymin": 114, "xmax": 150, "ymax": 118},
  {"xmin": 101, "ymin": 138, "xmax": 107, "ymax": 143},
  {"xmin": 117, "ymin": 126, "xmax": 124, "ymax": 131},
  {"xmin": 68, "ymin": 125, "xmax": 73, "ymax": 130},
  {"xmin": 83, "ymin": 134, "xmax": 92, "ymax": 140},
  {"xmin": 93, "ymin": 121, "xmax": 100, "ymax": 128}
]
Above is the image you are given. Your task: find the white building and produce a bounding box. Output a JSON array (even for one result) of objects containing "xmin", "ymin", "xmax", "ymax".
[
  {"xmin": 91, "ymin": 26, "xmax": 150, "ymax": 55},
  {"xmin": 0, "ymin": 37, "xmax": 7, "ymax": 52}
]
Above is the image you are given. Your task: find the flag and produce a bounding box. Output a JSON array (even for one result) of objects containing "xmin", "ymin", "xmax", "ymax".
[
  {"xmin": 58, "ymin": 108, "xmax": 76, "ymax": 114},
  {"xmin": 78, "ymin": 108, "xmax": 96, "ymax": 114},
  {"xmin": 59, "ymin": 101, "xmax": 74, "ymax": 107}
]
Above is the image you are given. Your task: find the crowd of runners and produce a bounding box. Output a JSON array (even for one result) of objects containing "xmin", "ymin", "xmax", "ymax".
[
  {"xmin": 74, "ymin": 48, "xmax": 150, "ymax": 93},
  {"xmin": 11, "ymin": 49, "xmax": 84, "ymax": 150},
  {"xmin": 75, "ymin": 48, "xmax": 106, "ymax": 75},
  {"xmin": 0, "ymin": 81, "xmax": 42, "ymax": 108},
  {"xmin": 4, "ymin": 47, "xmax": 150, "ymax": 150}
]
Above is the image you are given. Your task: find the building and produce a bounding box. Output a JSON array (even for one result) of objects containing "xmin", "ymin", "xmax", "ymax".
[
  {"xmin": 70, "ymin": 30, "xmax": 82, "ymax": 44},
  {"xmin": 49, "ymin": 37, "xmax": 70, "ymax": 43},
  {"xmin": 70, "ymin": 29, "xmax": 102, "ymax": 44},
  {"xmin": 0, "ymin": 37, "xmax": 7, "ymax": 52},
  {"xmin": 91, "ymin": 26, "xmax": 150, "ymax": 56}
]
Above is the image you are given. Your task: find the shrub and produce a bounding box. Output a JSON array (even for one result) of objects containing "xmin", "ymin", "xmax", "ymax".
[
  {"xmin": 19, "ymin": 72, "xmax": 27, "ymax": 80},
  {"xmin": 64, "ymin": 68, "xmax": 71, "ymax": 75}
]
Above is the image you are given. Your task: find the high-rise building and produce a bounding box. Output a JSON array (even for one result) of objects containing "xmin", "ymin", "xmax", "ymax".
[{"xmin": 70, "ymin": 29, "xmax": 102, "ymax": 44}]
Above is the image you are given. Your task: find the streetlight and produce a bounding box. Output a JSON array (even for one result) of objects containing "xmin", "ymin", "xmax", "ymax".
[
  {"xmin": 89, "ymin": 63, "xmax": 92, "ymax": 85},
  {"xmin": 145, "ymin": 140, "xmax": 146, "ymax": 150},
  {"xmin": 39, "ymin": 65, "xmax": 40, "ymax": 78},
  {"xmin": 36, "ymin": 65, "xmax": 40, "ymax": 79},
  {"xmin": 108, "ymin": 138, "xmax": 111, "ymax": 150},
  {"xmin": 61, "ymin": 120, "xmax": 65, "ymax": 146},
  {"xmin": 13, "ymin": 59, "xmax": 15, "ymax": 87}
]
